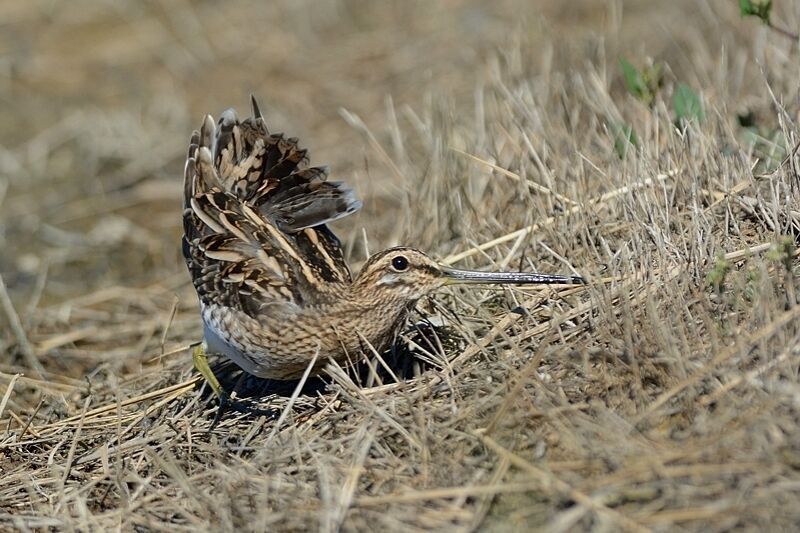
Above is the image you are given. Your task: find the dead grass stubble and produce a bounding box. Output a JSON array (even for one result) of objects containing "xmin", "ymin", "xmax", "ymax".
[{"xmin": 2, "ymin": 7, "xmax": 800, "ymax": 533}]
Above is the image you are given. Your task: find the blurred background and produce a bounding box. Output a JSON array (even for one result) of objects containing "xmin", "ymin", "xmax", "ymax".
[{"xmin": 0, "ymin": 0, "xmax": 756, "ymax": 301}]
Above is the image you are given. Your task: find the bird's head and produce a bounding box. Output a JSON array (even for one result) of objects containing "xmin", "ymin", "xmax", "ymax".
[
  {"xmin": 353, "ymin": 248, "xmax": 447, "ymax": 302},
  {"xmin": 352, "ymin": 246, "xmax": 583, "ymax": 305}
]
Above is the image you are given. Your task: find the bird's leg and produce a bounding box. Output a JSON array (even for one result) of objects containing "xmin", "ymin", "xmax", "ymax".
[
  {"xmin": 192, "ymin": 343, "xmax": 233, "ymax": 427},
  {"xmin": 192, "ymin": 342, "xmax": 224, "ymax": 398},
  {"xmin": 191, "ymin": 343, "xmax": 280, "ymax": 425}
]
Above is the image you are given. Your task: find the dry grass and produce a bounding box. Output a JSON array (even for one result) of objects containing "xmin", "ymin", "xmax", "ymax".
[{"xmin": 2, "ymin": 0, "xmax": 800, "ymax": 531}]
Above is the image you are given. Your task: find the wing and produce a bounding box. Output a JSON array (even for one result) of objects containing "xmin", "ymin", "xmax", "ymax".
[{"xmin": 182, "ymin": 96, "xmax": 362, "ymax": 317}]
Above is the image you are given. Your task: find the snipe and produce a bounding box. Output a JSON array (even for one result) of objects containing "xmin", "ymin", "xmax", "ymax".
[{"xmin": 183, "ymin": 96, "xmax": 583, "ymax": 396}]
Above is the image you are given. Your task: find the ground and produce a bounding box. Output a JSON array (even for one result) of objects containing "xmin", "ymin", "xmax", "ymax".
[{"xmin": 1, "ymin": 1, "xmax": 800, "ymax": 531}]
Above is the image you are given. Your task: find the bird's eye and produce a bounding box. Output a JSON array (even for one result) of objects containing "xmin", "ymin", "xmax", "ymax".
[{"xmin": 391, "ymin": 256, "xmax": 409, "ymax": 271}]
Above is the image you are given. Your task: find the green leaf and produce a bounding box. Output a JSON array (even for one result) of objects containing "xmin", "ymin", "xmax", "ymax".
[
  {"xmin": 619, "ymin": 58, "xmax": 662, "ymax": 106},
  {"xmin": 739, "ymin": 0, "xmax": 772, "ymax": 23},
  {"xmin": 620, "ymin": 58, "xmax": 646, "ymax": 100},
  {"xmin": 673, "ymin": 83, "xmax": 704, "ymax": 124},
  {"xmin": 766, "ymin": 236, "xmax": 795, "ymax": 273},
  {"xmin": 613, "ymin": 123, "xmax": 638, "ymax": 159}
]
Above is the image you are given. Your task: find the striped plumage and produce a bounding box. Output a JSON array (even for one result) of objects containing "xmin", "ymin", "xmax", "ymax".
[{"xmin": 183, "ymin": 97, "xmax": 584, "ymax": 383}]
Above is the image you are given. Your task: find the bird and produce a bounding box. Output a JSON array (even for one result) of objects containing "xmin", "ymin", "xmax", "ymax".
[{"xmin": 182, "ymin": 96, "xmax": 584, "ymax": 398}]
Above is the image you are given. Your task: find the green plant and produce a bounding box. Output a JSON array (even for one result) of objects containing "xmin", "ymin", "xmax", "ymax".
[
  {"xmin": 766, "ymin": 235, "xmax": 796, "ymax": 273},
  {"xmin": 613, "ymin": 122, "xmax": 638, "ymax": 159},
  {"xmin": 739, "ymin": 0, "xmax": 773, "ymax": 22},
  {"xmin": 620, "ymin": 58, "xmax": 662, "ymax": 106},
  {"xmin": 739, "ymin": 0, "xmax": 799, "ymax": 41},
  {"xmin": 707, "ymin": 253, "xmax": 732, "ymax": 293},
  {"xmin": 673, "ymin": 83, "xmax": 704, "ymax": 125}
]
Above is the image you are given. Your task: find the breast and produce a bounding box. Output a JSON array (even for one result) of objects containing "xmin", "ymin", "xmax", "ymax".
[
  {"xmin": 199, "ymin": 300, "xmax": 413, "ymax": 380},
  {"xmin": 321, "ymin": 301, "xmax": 413, "ymax": 359}
]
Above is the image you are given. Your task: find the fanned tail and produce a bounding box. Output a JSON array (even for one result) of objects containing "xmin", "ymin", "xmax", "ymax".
[
  {"xmin": 184, "ymin": 96, "xmax": 360, "ymax": 233},
  {"xmin": 182, "ymin": 97, "xmax": 361, "ymax": 316}
]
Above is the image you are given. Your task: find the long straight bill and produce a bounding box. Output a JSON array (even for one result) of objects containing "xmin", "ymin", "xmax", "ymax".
[{"xmin": 440, "ymin": 266, "xmax": 584, "ymax": 285}]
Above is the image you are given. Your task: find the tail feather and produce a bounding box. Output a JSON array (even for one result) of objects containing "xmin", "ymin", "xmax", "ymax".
[
  {"xmin": 182, "ymin": 96, "xmax": 360, "ymax": 306},
  {"xmin": 250, "ymin": 93, "xmax": 265, "ymax": 122},
  {"xmin": 183, "ymin": 98, "xmax": 360, "ymax": 230},
  {"xmin": 266, "ymin": 179, "xmax": 362, "ymax": 232}
]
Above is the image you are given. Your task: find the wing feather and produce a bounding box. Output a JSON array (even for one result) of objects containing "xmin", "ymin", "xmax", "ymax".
[{"xmin": 182, "ymin": 97, "xmax": 361, "ymax": 318}]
